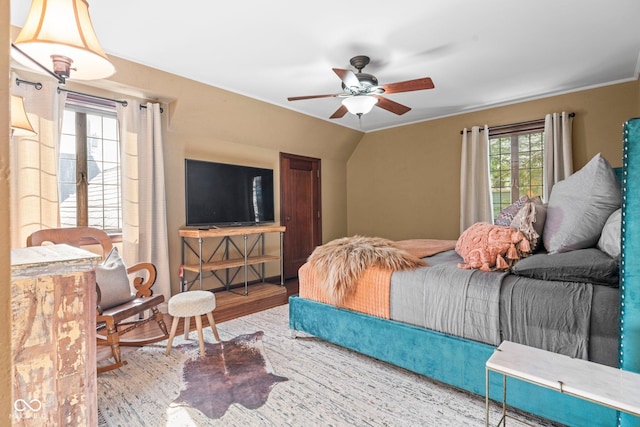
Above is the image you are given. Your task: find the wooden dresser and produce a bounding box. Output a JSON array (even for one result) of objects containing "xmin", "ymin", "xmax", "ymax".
[{"xmin": 11, "ymin": 244, "xmax": 100, "ymax": 426}]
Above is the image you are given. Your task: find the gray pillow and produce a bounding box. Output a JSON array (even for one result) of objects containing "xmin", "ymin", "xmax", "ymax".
[
  {"xmin": 511, "ymin": 248, "xmax": 619, "ymax": 286},
  {"xmin": 542, "ymin": 153, "xmax": 621, "ymax": 254},
  {"xmin": 598, "ymin": 208, "xmax": 621, "ymax": 260},
  {"xmin": 96, "ymin": 247, "xmax": 135, "ymax": 310}
]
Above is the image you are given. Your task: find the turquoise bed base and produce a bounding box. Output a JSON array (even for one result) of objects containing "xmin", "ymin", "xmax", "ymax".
[
  {"xmin": 289, "ymin": 295, "xmax": 616, "ymax": 426},
  {"xmin": 289, "ymin": 118, "xmax": 640, "ymax": 427}
]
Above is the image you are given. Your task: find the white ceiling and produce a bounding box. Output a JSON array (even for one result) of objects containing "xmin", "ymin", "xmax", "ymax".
[{"xmin": 10, "ymin": 0, "xmax": 640, "ymax": 133}]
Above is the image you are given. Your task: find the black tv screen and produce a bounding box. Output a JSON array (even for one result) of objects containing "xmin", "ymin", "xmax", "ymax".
[{"xmin": 185, "ymin": 159, "xmax": 275, "ymax": 227}]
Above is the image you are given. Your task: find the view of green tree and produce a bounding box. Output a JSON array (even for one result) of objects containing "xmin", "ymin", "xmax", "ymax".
[{"xmin": 489, "ymin": 130, "xmax": 544, "ymax": 218}]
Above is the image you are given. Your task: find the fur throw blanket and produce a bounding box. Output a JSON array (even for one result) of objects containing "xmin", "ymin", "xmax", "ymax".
[{"xmin": 307, "ymin": 235, "xmax": 426, "ymax": 304}]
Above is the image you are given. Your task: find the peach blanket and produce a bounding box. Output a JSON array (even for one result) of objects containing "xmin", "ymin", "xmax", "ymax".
[{"xmin": 299, "ymin": 239, "xmax": 457, "ymax": 319}]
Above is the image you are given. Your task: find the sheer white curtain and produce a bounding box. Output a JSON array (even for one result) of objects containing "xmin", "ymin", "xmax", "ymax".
[
  {"xmin": 117, "ymin": 102, "xmax": 171, "ymax": 303},
  {"xmin": 543, "ymin": 112, "xmax": 573, "ymax": 201},
  {"xmin": 460, "ymin": 125, "xmax": 492, "ymax": 233},
  {"xmin": 10, "ymin": 75, "xmax": 66, "ymax": 247}
]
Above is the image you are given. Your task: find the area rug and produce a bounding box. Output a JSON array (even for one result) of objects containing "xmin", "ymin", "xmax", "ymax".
[
  {"xmin": 175, "ymin": 331, "xmax": 287, "ymax": 418},
  {"xmin": 98, "ymin": 304, "xmax": 562, "ymax": 426}
]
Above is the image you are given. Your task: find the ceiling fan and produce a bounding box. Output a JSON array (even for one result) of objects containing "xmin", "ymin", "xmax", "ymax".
[{"xmin": 287, "ymin": 55, "xmax": 435, "ymax": 119}]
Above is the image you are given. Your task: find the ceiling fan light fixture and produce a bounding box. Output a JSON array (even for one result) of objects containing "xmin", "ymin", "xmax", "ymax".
[
  {"xmin": 13, "ymin": 0, "xmax": 115, "ymax": 81},
  {"xmin": 342, "ymin": 96, "xmax": 378, "ymax": 116},
  {"xmin": 356, "ymin": 73, "xmax": 378, "ymax": 87},
  {"xmin": 287, "ymin": 56, "xmax": 433, "ymax": 120}
]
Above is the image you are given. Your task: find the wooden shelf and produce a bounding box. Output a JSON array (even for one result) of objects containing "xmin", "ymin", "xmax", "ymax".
[
  {"xmin": 179, "ymin": 225, "xmax": 286, "ymax": 239},
  {"xmin": 182, "ymin": 254, "xmax": 280, "ymax": 273},
  {"xmin": 180, "ymin": 224, "xmax": 285, "ymax": 294}
]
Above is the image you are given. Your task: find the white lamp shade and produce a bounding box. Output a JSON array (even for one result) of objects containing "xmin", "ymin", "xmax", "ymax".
[
  {"xmin": 14, "ymin": 0, "xmax": 115, "ymax": 80},
  {"xmin": 11, "ymin": 95, "xmax": 37, "ymax": 136},
  {"xmin": 342, "ymin": 96, "xmax": 379, "ymax": 115}
]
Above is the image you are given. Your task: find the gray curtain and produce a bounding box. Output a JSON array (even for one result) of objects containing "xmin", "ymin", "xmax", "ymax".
[
  {"xmin": 10, "ymin": 74, "xmax": 66, "ymax": 247},
  {"xmin": 117, "ymin": 102, "xmax": 171, "ymax": 306},
  {"xmin": 460, "ymin": 125, "xmax": 492, "ymax": 233},
  {"xmin": 543, "ymin": 112, "xmax": 573, "ymax": 201}
]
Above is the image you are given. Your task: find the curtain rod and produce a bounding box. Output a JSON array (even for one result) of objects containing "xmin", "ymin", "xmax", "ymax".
[
  {"xmin": 15, "ymin": 77, "xmax": 43, "ymax": 90},
  {"xmin": 57, "ymin": 87, "xmax": 164, "ymax": 112},
  {"xmin": 139, "ymin": 104, "xmax": 164, "ymax": 113},
  {"xmin": 460, "ymin": 112, "xmax": 575, "ymax": 134},
  {"xmin": 19, "ymin": 78, "xmax": 162, "ymax": 112},
  {"xmin": 57, "ymin": 87, "xmax": 128, "ymax": 107}
]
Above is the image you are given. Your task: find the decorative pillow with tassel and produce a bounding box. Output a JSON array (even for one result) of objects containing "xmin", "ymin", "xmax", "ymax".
[
  {"xmin": 510, "ymin": 199, "xmax": 547, "ymax": 252},
  {"xmin": 456, "ymin": 222, "xmax": 532, "ymax": 272}
]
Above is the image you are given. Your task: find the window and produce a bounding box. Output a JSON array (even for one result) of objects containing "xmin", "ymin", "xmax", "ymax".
[
  {"xmin": 59, "ymin": 101, "xmax": 122, "ymax": 233},
  {"xmin": 489, "ymin": 120, "xmax": 544, "ymax": 219}
]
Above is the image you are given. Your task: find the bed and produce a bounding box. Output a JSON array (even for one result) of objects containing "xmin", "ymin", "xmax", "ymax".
[{"xmin": 289, "ymin": 118, "xmax": 640, "ymax": 427}]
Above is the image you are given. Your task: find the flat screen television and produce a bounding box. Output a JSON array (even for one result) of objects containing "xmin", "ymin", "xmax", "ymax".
[{"xmin": 185, "ymin": 159, "xmax": 275, "ymax": 227}]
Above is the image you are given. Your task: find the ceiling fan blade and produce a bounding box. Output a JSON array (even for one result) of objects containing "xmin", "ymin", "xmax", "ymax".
[
  {"xmin": 287, "ymin": 93, "xmax": 340, "ymax": 101},
  {"xmin": 381, "ymin": 77, "xmax": 434, "ymax": 94},
  {"xmin": 374, "ymin": 96, "xmax": 411, "ymax": 115},
  {"xmin": 329, "ymin": 104, "xmax": 348, "ymax": 119},
  {"xmin": 332, "ymin": 68, "xmax": 360, "ymax": 89}
]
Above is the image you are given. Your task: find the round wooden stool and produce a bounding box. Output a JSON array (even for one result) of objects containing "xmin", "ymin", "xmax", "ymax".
[{"xmin": 165, "ymin": 290, "xmax": 220, "ymax": 356}]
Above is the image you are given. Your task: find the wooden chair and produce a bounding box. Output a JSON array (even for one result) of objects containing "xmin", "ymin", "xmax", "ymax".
[{"xmin": 27, "ymin": 227, "xmax": 169, "ymax": 373}]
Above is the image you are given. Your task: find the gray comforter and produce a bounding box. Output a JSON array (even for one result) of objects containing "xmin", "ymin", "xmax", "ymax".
[{"xmin": 389, "ymin": 250, "xmax": 593, "ymax": 360}]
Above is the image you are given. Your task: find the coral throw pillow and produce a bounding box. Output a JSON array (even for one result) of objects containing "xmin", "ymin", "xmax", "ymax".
[{"xmin": 456, "ymin": 222, "xmax": 531, "ymax": 272}]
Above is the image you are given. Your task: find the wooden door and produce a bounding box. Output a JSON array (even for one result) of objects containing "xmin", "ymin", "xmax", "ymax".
[{"xmin": 280, "ymin": 153, "xmax": 321, "ymax": 279}]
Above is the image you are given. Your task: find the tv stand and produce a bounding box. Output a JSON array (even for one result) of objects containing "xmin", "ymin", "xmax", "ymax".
[{"xmin": 179, "ymin": 225, "xmax": 286, "ymax": 295}]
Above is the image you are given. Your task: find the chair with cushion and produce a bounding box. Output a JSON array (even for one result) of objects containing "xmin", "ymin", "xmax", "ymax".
[{"xmin": 27, "ymin": 226, "xmax": 169, "ymax": 373}]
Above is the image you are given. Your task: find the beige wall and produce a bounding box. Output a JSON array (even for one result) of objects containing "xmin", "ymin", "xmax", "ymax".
[
  {"xmin": 27, "ymin": 54, "xmax": 364, "ymax": 295},
  {"xmin": 119, "ymin": 62, "xmax": 360, "ymax": 295},
  {"xmin": 347, "ymin": 79, "xmax": 640, "ymax": 241},
  {"xmin": 1, "ymin": 0, "xmax": 12, "ymax": 417}
]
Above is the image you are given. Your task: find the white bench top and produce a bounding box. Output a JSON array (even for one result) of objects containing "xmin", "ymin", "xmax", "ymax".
[{"xmin": 486, "ymin": 341, "xmax": 640, "ymax": 417}]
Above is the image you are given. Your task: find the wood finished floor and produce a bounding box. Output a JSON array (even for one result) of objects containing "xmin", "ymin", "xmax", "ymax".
[{"xmin": 97, "ymin": 279, "xmax": 299, "ymax": 363}]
